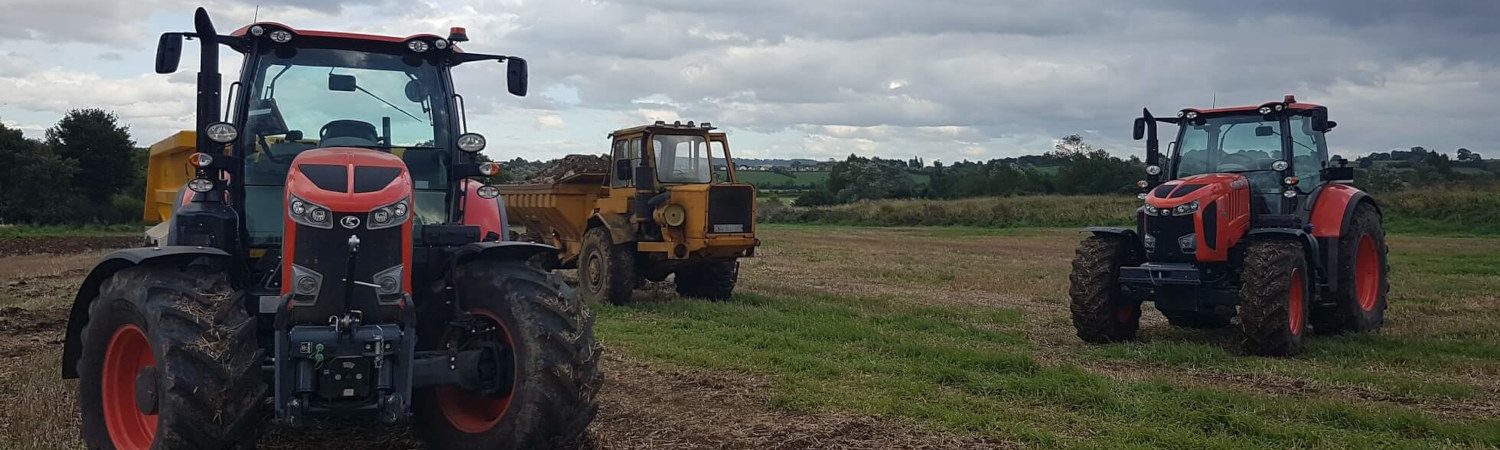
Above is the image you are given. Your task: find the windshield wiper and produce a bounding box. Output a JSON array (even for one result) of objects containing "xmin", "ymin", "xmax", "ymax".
[{"xmin": 355, "ymin": 86, "xmax": 424, "ymax": 123}]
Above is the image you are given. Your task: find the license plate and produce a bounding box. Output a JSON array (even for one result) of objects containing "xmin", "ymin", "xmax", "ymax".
[{"xmin": 712, "ymin": 224, "xmax": 744, "ymax": 233}]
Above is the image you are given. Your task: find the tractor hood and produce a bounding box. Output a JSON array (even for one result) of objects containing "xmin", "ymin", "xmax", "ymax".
[
  {"xmin": 286, "ymin": 147, "xmax": 412, "ymax": 213},
  {"xmin": 1144, "ymin": 173, "xmax": 1249, "ymax": 210}
]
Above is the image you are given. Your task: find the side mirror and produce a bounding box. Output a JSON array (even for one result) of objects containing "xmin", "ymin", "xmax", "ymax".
[
  {"xmin": 1255, "ymin": 125, "xmax": 1275, "ymax": 137},
  {"xmin": 404, "ymin": 80, "xmax": 424, "ymax": 103},
  {"xmin": 615, "ymin": 159, "xmax": 633, "ymax": 180},
  {"xmin": 329, "ymin": 74, "xmax": 357, "ymax": 92},
  {"xmin": 155, "ymin": 33, "xmax": 184, "ymax": 74},
  {"xmin": 506, "ymin": 57, "xmax": 528, "ymax": 97},
  {"xmin": 1132, "ymin": 118, "xmax": 1146, "ymax": 141},
  {"xmin": 1324, "ymin": 120, "xmax": 1337, "ymax": 131},
  {"xmin": 285, "ymin": 130, "xmax": 304, "ymax": 141},
  {"xmin": 1310, "ymin": 109, "xmax": 1331, "ymax": 132}
]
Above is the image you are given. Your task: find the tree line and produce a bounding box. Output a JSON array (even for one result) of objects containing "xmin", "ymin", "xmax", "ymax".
[{"xmin": 0, "ymin": 110, "xmax": 145, "ymax": 225}]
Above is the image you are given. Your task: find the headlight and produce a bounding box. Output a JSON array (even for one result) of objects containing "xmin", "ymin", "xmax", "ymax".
[
  {"xmin": 269, "ymin": 30, "xmax": 292, "ymax": 43},
  {"xmin": 205, "ymin": 122, "xmax": 238, "ymax": 143},
  {"xmin": 662, "ymin": 204, "xmax": 687, "ymax": 226},
  {"xmin": 1143, "ymin": 234, "xmax": 1156, "ymax": 251},
  {"xmin": 456, "ymin": 133, "xmax": 486, "ymax": 152},
  {"xmin": 1176, "ymin": 111, "xmax": 1187, "ymax": 118},
  {"xmin": 1146, "ymin": 165, "xmax": 1161, "ymax": 176},
  {"xmin": 1178, "ymin": 233, "xmax": 1197, "ymax": 254},
  {"xmin": 288, "ymin": 193, "xmax": 333, "ymax": 229},
  {"xmin": 249, "ymin": 25, "xmax": 265, "ymax": 37},
  {"xmin": 1137, "ymin": 192, "xmax": 1148, "ymax": 200},
  {"xmin": 1143, "ymin": 205, "xmax": 1159, "ymax": 216},
  {"xmin": 1258, "ymin": 106, "xmax": 1273, "ymax": 115},
  {"xmin": 407, "ymin": 40, "xmax": 430, "ymax": 52},
  {"xmin": 290, "ymin": 264, "xmax": 323, "ymax": 302},
  {"xmin": 1184, "ymin": 111, "xmax": 1199, "ymax": 119},
  {"xmin": 372, "ymin": 265, "xmax": 403, "ymax": 297},
  {"xmin": 187, "ymin": 178, "xmax": 214, "ymax": 193},
  {"xmin": 1136, "ymin": 180, "xmax": 1149, "ymax": 189},
  {"xmin": 476, "ymin": 185, "xmax": 500, "ymax": 199},
  {"xmin": 1172, "ymin": 200, "xmax": 1200, "ymax": 216},
  {"xmin": 367, "ymin": 197, "xmax": 410, "ymax": 230},
  {"xmin": 1283, "ymin": 189, "xmax": 1298, "ymax": 198},
  {"xmin": 433, "ymin": 38, "xmax": 449, "ymax": 50},
  {"xmin": 1271, "ymin": 160, "xmax": 1289, "ymax": 172}
]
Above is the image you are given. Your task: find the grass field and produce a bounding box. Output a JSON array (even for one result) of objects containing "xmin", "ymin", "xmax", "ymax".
[
  {"xmin": 2, "ymin": 225, "xmax": 1498, "ymax": 448},
  {"xmin": 736, "ymin": 170, "xmax": 931, "ymax": 190}
]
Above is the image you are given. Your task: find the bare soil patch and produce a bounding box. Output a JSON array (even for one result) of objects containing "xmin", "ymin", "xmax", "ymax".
[{"xmin": 0, "ymin": 235, "xmax": 139, "ymax": 258}]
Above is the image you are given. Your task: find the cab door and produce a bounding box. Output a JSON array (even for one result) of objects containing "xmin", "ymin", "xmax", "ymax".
[
  {"xmin": 598, "ymin": 134, "xmax": 641, "ymax": 215},
  {"xmin": 709, "ymin": 132, "xmax": 737, "ymax": 183}
]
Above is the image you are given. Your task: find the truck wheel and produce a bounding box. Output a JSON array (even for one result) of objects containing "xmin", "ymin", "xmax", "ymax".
[
  {"xmin": 578, "ymin": 227, "xmax": 635, "ymax": 305},
  {"xmin": 674, "ymin": 261, "xmax": 739, "ymax": 301},
  {"xmin": 415, "ymin": 259, "xmax": 602, "ymax": 450},
  {"xmin": 1239, "ymin": 240, "xmax": 1311, "ymax": 356},
  {"xmin": 1163, "ymin": 312, "xmax": 1233, "ymax": 329},
  {"xmin": 1068, "ymin": 236, "xmax": 1141, "ymax": 343},
  {"xmin": 78, "ymin": 259, "xmax": 266, "ymax": 449},
  {"xmin": 1312, "ymin": 203, "xmax": 1389, "ymax": 334}
]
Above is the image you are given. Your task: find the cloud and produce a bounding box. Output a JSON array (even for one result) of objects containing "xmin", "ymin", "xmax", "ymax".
[{"xmin": 535, "ymin": 113, "xmax": 565, "ymax": 130}]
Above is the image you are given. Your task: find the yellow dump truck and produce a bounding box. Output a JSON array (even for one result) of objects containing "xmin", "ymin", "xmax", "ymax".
[{"xmin": 500, "ymin": 121, "xmax": 758, "ymax": 304}]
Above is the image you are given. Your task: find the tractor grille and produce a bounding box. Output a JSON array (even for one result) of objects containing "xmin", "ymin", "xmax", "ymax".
[
  {"xmin": 707, "ymin": 185, "xmax": 754, "ymax": 234},
  {"xmin": 1143, "ymin": 213, "xmax": 1195, "ymax": 263},
  {"xmin": 290, "ymin": 216, "xmax": 403, "ymax": 324}
]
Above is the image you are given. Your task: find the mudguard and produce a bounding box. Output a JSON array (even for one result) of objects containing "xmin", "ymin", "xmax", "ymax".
[
  {"xmin": 452, "ymin": 241, "xmax": 561, "ymax": 268},
  {"xmin": 1246, "ymin": 228, "xmax": 1322, "ymax": 286},
  {"xmin": 592, "ymin": 213, "xmax": 636, "ymax": 244},
  {"xmin": 1309, "ymin": 184, "xmax": 1379, "ymax": 238},
  {"xmin": 61, "ymin": 246, "xmax": 233, "ymax": 379},
  {"xmin": 1082, "ymin": 226, "xmax": 1137, "ymax": 239}
]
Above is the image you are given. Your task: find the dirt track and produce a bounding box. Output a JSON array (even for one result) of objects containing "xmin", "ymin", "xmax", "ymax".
[{"xmin": 0, "ymin": 235, "xmax": 1001, "ymax": 449}]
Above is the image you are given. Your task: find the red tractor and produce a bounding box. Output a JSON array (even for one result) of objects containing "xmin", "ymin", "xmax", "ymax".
[
  {"xmin": 1070, "ymin": 95, "xmax": 1389, "ymax": 356},
  {"xmin": 60, "ymin": 8, "xmax": 600, "ymax": 449}
]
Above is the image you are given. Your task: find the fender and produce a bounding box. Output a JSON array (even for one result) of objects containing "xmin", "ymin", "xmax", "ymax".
[
  {"xmin": 1081, "ymin": 227, "xmax": 1145, "ymax": 260},
  {"xmin": 61, "ymin": 246, "xmax": 232, "ymax": 379},
  {"xmin": 452, "ymin": 241, "xmax": 561, "ymax": 268},
  {"xmin": 591, "ymin": 213, "xmax": 636, "ymax": 245},
  {"xmin": 1309, "ymin": 184, "xmax": 1379, "ymax": 238}
]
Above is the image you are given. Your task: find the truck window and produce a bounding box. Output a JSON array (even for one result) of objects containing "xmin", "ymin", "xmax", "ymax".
[
  {"xmin": 711, "ymin": 139, "xmax": 730, "ymax": 183},
  {"xmin": 610, "ymin": 138, "xmax": 629, "ymax": 188}
]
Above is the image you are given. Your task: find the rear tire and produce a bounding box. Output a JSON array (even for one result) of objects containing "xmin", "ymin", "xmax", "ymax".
[
  {"xmin": 577, "ymin": 227, "xmax": 635, "ymax": 305},
  {"xmin": 78, "ymin": 259, "xmax": 266, "ymax": 449},
  {"xmin": 1069, "ymin": 236, "xmax": 1142, "ymax": 343},
  {"xmin": 1239, "ymin": 240, "xmax": 1311, "ymax": 356},
  {"xmin": 1312, "ymin": 203, "xmax": 1389, "ymax": 334},
  {"xmin": 674, "ymin": 261, "xmax": 739, "ymax": 301},
  {"xmin": 414, "ymin": 259, "xmax": 602, "ymax": 450}
]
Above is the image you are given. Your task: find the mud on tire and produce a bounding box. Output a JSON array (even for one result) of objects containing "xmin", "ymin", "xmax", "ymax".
[
  {"xmin": 78, "ymin": 258, "xmax": 267, "ymax": 449},
  {"xmin": 1068, "ymin": 236, "xmax": 1142, "ymax": 343},
  {"xmin": 414, "ymin": 259, "xmax": 603, "ymax": 450},
  {"xmin": 674, "ymin": 261, "xmax": 739, "ymax": 301},
  {"xmin": 578, "ymin": 227, "xmax": 635, "ymax": 305},
  {"xmin": 1311, "ymin": 203, "xmax": 1389, "ymax": 334},
  {"xmin": 1238, "ymin": 240, "xmax": 1311, "ymax": 356}
]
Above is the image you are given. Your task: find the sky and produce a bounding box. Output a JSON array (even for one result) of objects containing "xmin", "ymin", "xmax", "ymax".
[{"xmin": 2, "ymin": 0, "xmax": 1498, "ymax": 164}]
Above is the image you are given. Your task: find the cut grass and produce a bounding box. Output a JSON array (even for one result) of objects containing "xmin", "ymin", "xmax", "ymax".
[
  {"xmin": 0, "ymin": 223, "xmax": 140, "ymax": 238},
  {"xmin": 598, "ymin": 292, "xmax": 1500, "ymax": 447}
]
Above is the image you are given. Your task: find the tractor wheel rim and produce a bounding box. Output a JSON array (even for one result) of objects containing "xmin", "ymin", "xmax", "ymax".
[
  {"xmin": 437, "ymin": 309, "xmax": 516, "ymax": 434},
  {"xmin": 585, "ymin": 254, "xmax": 603, "ymax": 288},
  {"xmin": 1355, "ymin": 233, "xmax": 1379, "ymax": 312},
  {"xmin": 1289, "ymin": 268, "xmax": 1305, "ymax": 336},
  {"xmin": 102, "ymin": 324, "xmax": 157, "ymax": 450}
]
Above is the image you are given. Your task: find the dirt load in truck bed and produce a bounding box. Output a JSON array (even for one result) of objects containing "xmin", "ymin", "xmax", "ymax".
[{"xmin": 513, "ymin": 154, "xmax": 610, "ymax": 185}]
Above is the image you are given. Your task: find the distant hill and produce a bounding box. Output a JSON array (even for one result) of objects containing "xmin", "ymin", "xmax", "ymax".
[{"xmin": 727, "ymin": 158, "xmax": 822, "ymax": 168}]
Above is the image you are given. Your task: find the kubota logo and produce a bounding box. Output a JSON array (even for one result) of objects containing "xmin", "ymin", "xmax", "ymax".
[{"xmin": 341, "ymin": 216, "xmax": 361, "ymax": 229}]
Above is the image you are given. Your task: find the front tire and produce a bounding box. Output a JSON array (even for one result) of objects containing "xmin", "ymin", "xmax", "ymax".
[
  {"xmin": 1312, "ymin": 203, "xmax": 1389, "ymax": 334},
  {"xmin": 1069, "ymin": 236, "xmax": 1142, "ymax": 343},
  {"xmin": 78, "ymin": 259, "xmax": 266, "ymax": 449},
  {"xmin": 414, "ymin": 259, "xmax": 602, "ymax": 450},
  {"xmin": 1239, "ymin": 240, "xmax": 1311, "ymax": 356},
  {"xmin": 674, "ymin": 261, "xmax": 739, "ymax": 301},
  {"xmin": 578, "ymin": 227, "xmax": 635, "ymax": 305}
]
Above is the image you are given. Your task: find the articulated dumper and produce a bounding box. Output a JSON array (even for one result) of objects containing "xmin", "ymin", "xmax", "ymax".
[{"xmin": 500, "ymin": 121, "xmax": 759, "ymax": 304}]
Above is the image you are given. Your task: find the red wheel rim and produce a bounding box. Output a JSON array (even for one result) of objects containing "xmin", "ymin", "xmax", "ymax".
[
  {"xmin": 437, "ymin": 309, "xmax": 516, "ymax": 434},
  {"xmin": 1116, "ymin": 305, "xmax": 1134, "ymax": 323},
  {"xmin": 1288, "ymin": 268, "xmax": 1305, "ymax": 335},
  {"xmin": 102, "ymin": 324, "xmax": 157, "ymax": 450},
  {"xmin": 1355, "ymin": 233, "xmax": 1379, "ymax": 312}
]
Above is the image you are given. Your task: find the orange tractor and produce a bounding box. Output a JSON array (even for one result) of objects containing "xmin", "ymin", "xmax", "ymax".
[
  {"xmin": 61, "ymin": 9, "xmax": 599, "ymax": 449},
  {"xmin": 1070, "ymin": 95, "xmax": 1389, "ymax": 356}
]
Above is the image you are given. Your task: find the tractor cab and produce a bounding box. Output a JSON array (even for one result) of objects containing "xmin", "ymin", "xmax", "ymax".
[{"xmin": 1067, "ymin": 95, "xmax": 1387, "ymax": 357}]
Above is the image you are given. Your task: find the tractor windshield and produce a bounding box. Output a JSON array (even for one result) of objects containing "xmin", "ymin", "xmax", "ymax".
[
  {"xmin": 238, "ymin": 47, "xmax": 456, "ymax": 245},
  {"xmin": 653, "ymin": 134, "xmax": 713, "ymax": 184},
  {"xmin": 1173, "ymin": 115, "xmax": 1283, "ymax": 178}
]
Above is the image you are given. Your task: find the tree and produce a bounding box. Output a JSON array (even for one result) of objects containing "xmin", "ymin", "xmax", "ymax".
[
  {"xmin": 0, "ymin": 122, "xmax": 83, "ymax": 223},
  {"xmin": 46, "ymin": 109, "xmax": 137, "ymax": 206}
]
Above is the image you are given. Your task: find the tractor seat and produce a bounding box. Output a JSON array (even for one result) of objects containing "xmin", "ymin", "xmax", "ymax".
[{"xmin": 320, "ymin": 120, "xmax": 380, "ymax": 148}]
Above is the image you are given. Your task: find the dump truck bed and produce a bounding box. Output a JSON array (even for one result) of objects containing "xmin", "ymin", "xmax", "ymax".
[{"xmin": 497, "ymin": 173, "xmax": 607, "ymax": 263}]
